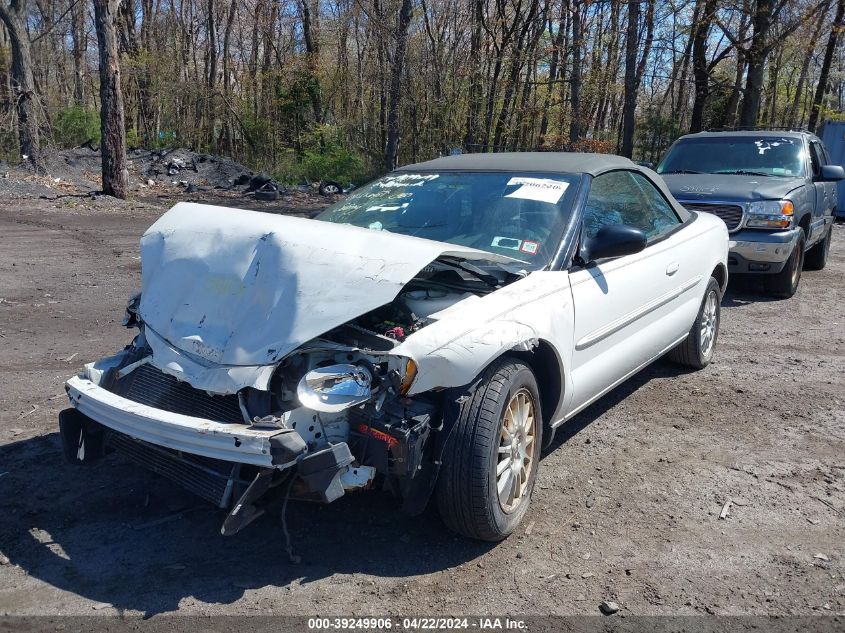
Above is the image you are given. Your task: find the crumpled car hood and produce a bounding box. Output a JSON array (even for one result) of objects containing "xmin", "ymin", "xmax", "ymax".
[{"xmin": 139, "ymin": 202, "xmax": 516, "ymax": 368}]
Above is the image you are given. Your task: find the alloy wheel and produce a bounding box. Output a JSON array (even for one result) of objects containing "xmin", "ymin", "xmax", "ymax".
[
  {"xmin": 699, "ymin": 289, "xmax": 718, "ymax": 356},
  {"xmin": 496, "ymin": 388, "xmax": 537, "ymax": 513}
]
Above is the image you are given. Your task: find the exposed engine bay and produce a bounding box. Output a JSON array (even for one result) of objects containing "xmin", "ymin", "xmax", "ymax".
[{"xmin": 63, "ymin": 255, "xmax": 519, "ymax": 535}]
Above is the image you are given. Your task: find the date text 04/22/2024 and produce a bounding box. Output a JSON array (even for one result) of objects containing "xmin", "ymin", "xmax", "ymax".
[{"xmin": 306, "ymin": 617, "xmax": 528, "ymax": 630}]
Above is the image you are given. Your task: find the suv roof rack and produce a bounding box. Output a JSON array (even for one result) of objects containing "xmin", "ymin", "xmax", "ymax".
[{"xmin": 702, "ymin": 126, "xmax": 810, "ymax": 133}]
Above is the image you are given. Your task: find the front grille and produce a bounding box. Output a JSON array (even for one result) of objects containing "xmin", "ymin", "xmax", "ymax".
[
  {"xmin": 106, "ymin": 431, "xmax": 238, "ymax": 507},
  {"xmin": 683, "ymin": 203, "xmax": 744, "ymax": 231},
  {"xmin": 114, "ymin": 363, "xmax": 245, "ymax": 424}
]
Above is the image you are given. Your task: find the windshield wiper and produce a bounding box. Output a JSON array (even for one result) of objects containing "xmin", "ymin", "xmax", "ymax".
[
  {"xmin": 716, "ymin": 170, "xmax": 771, "ymax": 177},
  {"xmin": 660, "ymin": 169, "xmax": 703, "ymax": 174},
  {"xmin": 438, "ymin": 258, "xmax": 501, "ymax": 288}
]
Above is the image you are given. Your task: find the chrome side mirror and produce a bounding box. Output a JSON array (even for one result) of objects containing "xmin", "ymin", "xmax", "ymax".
[{"xmin": 297, "ymin": 364, "xmax": 373, "ymax": 413}]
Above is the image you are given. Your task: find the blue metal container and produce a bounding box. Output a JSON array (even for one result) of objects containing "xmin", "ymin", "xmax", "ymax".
[{"xmin": 820, "ymin": 121, "xmax": 845, "ymax": 217}]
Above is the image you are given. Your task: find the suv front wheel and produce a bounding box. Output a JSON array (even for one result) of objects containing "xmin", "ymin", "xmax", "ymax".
[
  {"xmin": 804, "ymin": 223, "xmax": 832, "ymax": 271},
  {"xmin": 767, "ymin": 230, "xmax": 805, "ymax": 298}
]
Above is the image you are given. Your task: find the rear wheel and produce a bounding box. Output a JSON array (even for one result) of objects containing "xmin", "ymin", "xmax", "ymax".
[
  {"xmin": 668, "ymin": 277, "xmax": 721, "ymax": 370},
  {"xmin": 767, "ymin": 230, "xmax": 805, "ymax": 298},
  {"xmin": 436, "ymin": 358, "xmax": 542, "ymax": 541},
  {"xmin": 804, "ymin": 224, "xmax": 832, "ymax": 271}
]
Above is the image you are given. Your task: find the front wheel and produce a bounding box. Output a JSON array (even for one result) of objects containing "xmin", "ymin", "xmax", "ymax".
[
  {"xmin": 436, "ymin": 358, "xmax": 542, "ymax": 541},
  {"xmin": 767, "ymin": 231, "xmax": 805, "ymax": 298},
  {"xmin": 804, "ymin": 224, "xmax": 832, "ymax": 271},
  {"xmin": 668, "ymin": 277, "xmax": 721, "ymax": 370}
]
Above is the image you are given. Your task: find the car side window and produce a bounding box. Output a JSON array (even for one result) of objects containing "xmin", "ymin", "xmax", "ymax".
[
  {"xmin": 582, "ymin": 170, "xmax": 682, "ymax": 242},
  {"xmin": 810, "ymin": 142, "xmax": 824, "ymax": 177},
  {"xmin": 822, "ymin": 145, "xmax": 832, "ymax": 164}
]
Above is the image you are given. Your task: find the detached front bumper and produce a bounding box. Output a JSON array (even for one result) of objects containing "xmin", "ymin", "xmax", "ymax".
[
  {"xmin": 65, "ymin": 375, "xmax": 304, "ymax": 468},
  {"xmin": 728, "ymin": 227, "xmax": 800, "ymax": 274}
]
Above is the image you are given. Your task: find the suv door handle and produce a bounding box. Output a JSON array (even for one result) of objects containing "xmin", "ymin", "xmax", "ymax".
[{"xmin": 666, "ymin": 262, "xmax": 680, "ymax": 276}]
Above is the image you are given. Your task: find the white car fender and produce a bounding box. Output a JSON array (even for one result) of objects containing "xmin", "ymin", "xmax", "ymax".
[{"xmin": 393, "ymin": 270, "xmax": 575, "ymax": 416}]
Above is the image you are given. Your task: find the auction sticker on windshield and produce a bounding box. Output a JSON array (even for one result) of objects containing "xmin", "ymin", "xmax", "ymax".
[{"xmin": 505, "ymin": 177, "xmax": 569, "ymax": 204}]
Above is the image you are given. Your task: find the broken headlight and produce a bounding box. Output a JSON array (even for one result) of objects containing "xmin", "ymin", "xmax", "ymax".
[
  {"xmin": 122, "ymin": 291, "xmax": 142, "ymax": 328},
  {"xmin": 746, "ymin": 200, "xmax": 794, "ymax": 229},
  {"xmin": 297, "ymin": 363, "xmax": 374, "ymax": 413}
]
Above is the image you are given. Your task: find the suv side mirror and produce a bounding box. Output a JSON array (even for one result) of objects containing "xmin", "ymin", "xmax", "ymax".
[
  {"xmin": 583, "ymin": 224, "xmax": 648, "ymax": 262},
  {"xmin": 819, "ymin": 165, "xmax": 845, "ymax": 181},
  {"xmin": 636, "ymin": 161, "xmax": 655, "ymax": 170}
]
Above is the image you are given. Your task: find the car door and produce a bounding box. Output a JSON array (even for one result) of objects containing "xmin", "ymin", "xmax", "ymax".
[
  {"xmin": 821, "ymin": 144, "xmax": 838, "ymax": 218},
  {"xmin": 567, "ymin": 170, "xmax": 700, "ymax": 417},
  {"xmin": 808, "ymin": 140, "xmax": 830, "ymax": 242}
]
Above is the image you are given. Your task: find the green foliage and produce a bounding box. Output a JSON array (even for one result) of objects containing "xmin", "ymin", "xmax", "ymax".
[
  {"xmin": 288, "ymin": 125, "xmax": 370, "ymax": 184},
  {"xmin": 126, "ymin": 128, "xmax": 141, "ymax": 148},
  {"xmin": 635, "ymin": 109, "xmax": 684, "ymax": 163},
  {"xmin": 54, "ymin": 106, "xmax": 101, "ymax": 147},
  {"xmin": 0, "ymin": 130, "xmax": 20, "ymax": 164}
]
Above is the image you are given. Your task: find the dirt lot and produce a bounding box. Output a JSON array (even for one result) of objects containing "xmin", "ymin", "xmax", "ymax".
[{"xmin": 0, "ymin": 191, "xmax": 843, "ymax": 618}]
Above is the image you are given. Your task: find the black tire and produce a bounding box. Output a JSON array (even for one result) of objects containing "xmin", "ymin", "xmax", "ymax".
[
  {"xmin": 58, "ymin": 408, "xmax": 103, "ymax": 464},
  {"xmin": 804, "ymin": 224, "xmax": 832, "ymax": 271},
  {"xmin": 767, "ymin": 230, "xmax": 805, "ymax": 298},
  {"xmin": 254, "ymin": 183, "xmax": 279, "ymax": 201},
  {"xmin": 435, "ymin": 358, "xmax": 542, "ymax": 541},
  {"xmin": 667, "ymin": 277, "xmax": 721, "ymax": 370}
]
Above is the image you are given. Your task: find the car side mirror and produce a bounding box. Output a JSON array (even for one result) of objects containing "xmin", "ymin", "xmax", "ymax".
[
  {"xmin": 583, "ymin": 224, "xmax": 648, "ymax": 263},
  {"xmin": 819, "ymin": 165, "xmax": 845, "ymax": 181},
  {"xmin": 637, "ymin": 161, "xmax": 655, "ymax": 170}
]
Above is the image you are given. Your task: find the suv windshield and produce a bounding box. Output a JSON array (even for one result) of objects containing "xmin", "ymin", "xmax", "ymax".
[
  {"xmin": 657, "ymin": 136, "xmax": 805, "ymax": 178},
  {"xmin": 316, "ymin": 171, "xmax": 580, "ymax": 268}
]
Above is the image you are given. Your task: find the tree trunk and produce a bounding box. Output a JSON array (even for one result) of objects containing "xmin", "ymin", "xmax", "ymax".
[
  {"xmin": 93, "ymin": 0, "xmax": 128, "ymax": 198},
  {"xmin": 620, "ymin": 0, "xmax": 639, "ymax": 157},
  {"xmin": 568, "ymin": 0, "xmax": 581, "ymax": 144},
  {"xmin": 0, "ymin": 2, "xmax": 43, "ymax": 171},
  {"xmin": 690, "ymin": 0, "xmax": 717, "ymax": 132},
  {"xmin": 539, "ymin": 11, "xmax": 566, "ymax": 144},
  {"xmin": 463, "ymin": 0, "xmax": 483, "ymax": 148},
  {"xmin": 384, "ymin": 0, "xmax": 412, "ymax": 171},
  {"xmin": 71, "ymin": 0, "xmax": 86, "ymax": 105},
  {"xmin": 788, "ymin": 4, "xmax": 828, "ymax": 127},
  {"xmin": 300, "ymin": 0, "xmax": 322, "ymax": 123},
  {"xmin": 809, "ymin": 0, "xmax": 845, "ymax": 131},
  {"xmin": 739, "ymin": 0, "xmax": 771, "ymax": 127}
]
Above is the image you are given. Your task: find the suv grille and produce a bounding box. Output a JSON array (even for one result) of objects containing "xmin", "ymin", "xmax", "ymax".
[
  {"xmin": 113, "ymin": 363, "xmax": 245, "ymax": 424},
  {"xmin": 683, "ymin": 203, "xmax": 744, "ymax": 231}
]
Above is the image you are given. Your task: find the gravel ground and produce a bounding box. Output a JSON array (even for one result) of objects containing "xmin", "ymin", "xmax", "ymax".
[{"xmin": 0, "ymin": 193, "xmax": 843, "ymax": 618}]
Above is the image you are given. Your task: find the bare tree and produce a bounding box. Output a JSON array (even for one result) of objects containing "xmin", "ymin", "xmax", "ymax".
[
  {"xmin": 0, "ymin": 0, "xmax": 43, "ymax": 171},
  {"xmin": 809, "ymin": 0, "xmax": 845, "ymax": 130},
  {"xmin": 620, "ymin": 0, "xmax": 654, "ymax": 157},
  {"xmin": 384, "ymin": 0, "xmax": 413, "ymax": 171},
  {"xmin": 568, "ymin": 0, "xmax": 582, "ymax": 144},
  {"xmin": 93, "ymin": 0, "xmax": 128, "ymax": 197}
]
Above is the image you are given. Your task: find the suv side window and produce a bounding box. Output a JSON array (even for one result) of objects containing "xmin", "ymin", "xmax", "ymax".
[
  {"xmin": 809, "ymin": 141, "xmax": 825, "ymax": 177},
  {"xmin": 582, "ymin": 171, "xmax": 682, "ymax": 242}
]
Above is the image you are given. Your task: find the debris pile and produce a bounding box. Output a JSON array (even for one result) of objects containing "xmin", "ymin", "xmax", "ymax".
[{"xmin": 0, "ymin": 146, "xmax": 354, "ymax": 205}]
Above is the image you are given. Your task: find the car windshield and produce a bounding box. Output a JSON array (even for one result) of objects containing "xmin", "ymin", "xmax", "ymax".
[
  {"xmin": 657, "ymin": 136, "xmax": 805, "ymax": 178},
  {"xmin": 316, "ymin": 171, "xmax": 580, "ymax": 269}
]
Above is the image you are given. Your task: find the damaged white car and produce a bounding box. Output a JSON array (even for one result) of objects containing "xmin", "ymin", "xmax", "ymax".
[{"xmin": 60, "ymin": 153, "xmax": 728, "ymax": 541}]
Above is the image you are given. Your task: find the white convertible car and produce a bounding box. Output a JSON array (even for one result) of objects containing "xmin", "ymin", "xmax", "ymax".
[{"xmin": 60, "ymin": 153, "xmax": 728, "ymax": 541}]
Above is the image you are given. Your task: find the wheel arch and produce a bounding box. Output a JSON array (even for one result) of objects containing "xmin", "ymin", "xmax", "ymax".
[
  {"xmin": 501, "ymin": 339, "xmax": 565, "ymax": 432},
  {"xmin": 710, "ymin": 262, "xmax": 728, "ymax": 293}
]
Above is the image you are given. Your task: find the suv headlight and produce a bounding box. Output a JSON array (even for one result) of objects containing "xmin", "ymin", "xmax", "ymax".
[{"xmin": 746, "ymin": 200, "xmax": 794, "ymax": 229}]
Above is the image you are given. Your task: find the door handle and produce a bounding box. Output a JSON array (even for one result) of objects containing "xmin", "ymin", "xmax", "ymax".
[{"xmin": 666, "ymin": 262, "xmax": 680, "ymax": 276}]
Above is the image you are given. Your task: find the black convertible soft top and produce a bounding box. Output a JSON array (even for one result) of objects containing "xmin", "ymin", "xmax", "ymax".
[{"xmin": 395, "ymin": 151, "xmax": 692, "ymax": 222}]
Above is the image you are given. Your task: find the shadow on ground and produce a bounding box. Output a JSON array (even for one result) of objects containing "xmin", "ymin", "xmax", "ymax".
[{"xmin": 0, "ymin": 362, "xmax": 688, "ymax": 615}]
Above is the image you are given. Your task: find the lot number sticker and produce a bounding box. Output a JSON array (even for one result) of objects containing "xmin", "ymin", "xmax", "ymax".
[{"xmin": 505, "ymin": 177, "xmax": 569, "ymax": 204}]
